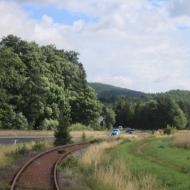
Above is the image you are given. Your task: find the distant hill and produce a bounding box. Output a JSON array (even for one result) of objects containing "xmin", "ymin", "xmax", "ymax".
[{"xmin": 89, "ymin": 82, "xmax": 145, "ymax": 98}]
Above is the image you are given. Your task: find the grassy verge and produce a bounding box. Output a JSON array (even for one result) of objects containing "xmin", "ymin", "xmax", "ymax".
[
  {"xmin": 0, "ymin": 141, "xmax": 52, "ymax": 167},
  {"xmin": 70, "ymin": 130, "xmax": 110, "ymax": 142},
  {"xmin": 172, "ymin": 132, "xmax": 190, "ymax": 149},
  {"xmin": 109, "ymin": 137, "xmax": 190, "ymax": 190},
  {"xmin": 58, "ymin": 139, "xmax": 164, "ymax": 190},
  {"xmin": 0, "ymin": 141, "xmax": 52, "ymax": 189}
]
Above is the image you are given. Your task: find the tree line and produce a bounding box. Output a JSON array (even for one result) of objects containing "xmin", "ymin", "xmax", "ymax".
[{"xmin": 101, "ymin": 91, "xmax": 190, "ymax": 130}]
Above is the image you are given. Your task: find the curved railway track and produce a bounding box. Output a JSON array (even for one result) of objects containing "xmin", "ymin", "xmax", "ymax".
[{"xmin": 10, "ymin": 143, "xmax": 88, "ymax": 190}]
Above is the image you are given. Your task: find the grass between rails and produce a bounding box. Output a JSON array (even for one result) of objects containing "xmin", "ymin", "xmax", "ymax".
[
  {"xmin": 109, "ymin": 137, "xmax": 190, "ymax": 190},
  {"xmin": 58, "ymin": 139, "xmax": 164, "ymax": 190}
]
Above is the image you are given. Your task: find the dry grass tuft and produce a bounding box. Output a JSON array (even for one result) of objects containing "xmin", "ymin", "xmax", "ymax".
[
  {"xmin": 80, "ymin": 140, "xmax": 120, "ymax": 166},
  {"xmin": 70, "ymin": 130, "xmax": 110, "ymax": 142},
  {"xmin": 172, "ymin": 132, "xmax": 190, "ymax": 149},
  {"xmin": 0, "ymin": 141, "xmax": 51, "ymax": 167},
  {"xmin": 0, "ymin": 143, "xmax": 33, "ymax": 166},
  {"xmin": 79, "ymin": 140, "xmax": 163, "ymax": 190}
]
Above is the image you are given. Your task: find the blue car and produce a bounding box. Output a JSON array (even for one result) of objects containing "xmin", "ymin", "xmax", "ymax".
[{"xmin": 111, "ymin": 129, "xmax": 121, "ymax": 136}]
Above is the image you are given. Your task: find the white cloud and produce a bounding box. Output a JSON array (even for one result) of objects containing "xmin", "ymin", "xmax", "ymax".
[
  {"xmin": 169, "ymin": 0, "xmax": 190, "ymax": 17},
  {"xmin": 0, "ymin": 0, "xmax": 190, "ymax": 92}
]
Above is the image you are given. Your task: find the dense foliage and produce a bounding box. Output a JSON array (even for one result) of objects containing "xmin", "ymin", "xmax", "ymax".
[
  {"xmin": 0, "ymin": 35, "xmax": 101, "ymax": 130},
  {"xmin": 91, "ymin": 84, "xmax": 190, "ymax": 130}
]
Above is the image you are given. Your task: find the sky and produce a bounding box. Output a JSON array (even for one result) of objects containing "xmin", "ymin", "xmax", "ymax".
[{"xmin": 0, "ymin": 0, "xmax": 190, "ymax": 92}]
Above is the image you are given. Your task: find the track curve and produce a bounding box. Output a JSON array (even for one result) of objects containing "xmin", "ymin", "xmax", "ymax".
[{"xmin": 11, "ymin": 143, "xmax": 88, "ymax": 190}]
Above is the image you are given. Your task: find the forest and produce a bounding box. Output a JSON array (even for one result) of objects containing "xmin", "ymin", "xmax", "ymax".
[
  {"xmin": 0, "ymin": 35, "xmax": 190, "ymax": 131},
  {"xmin": 91, "ymin": 83, "xmax": 190, "ymax": 130},
  {"xmin": 113, "ymin": 94, "xmax": 188, "ymax": 130},
  {"xmin": 0, "ymin": 35, "xmax": 101, "ymax": 130}
]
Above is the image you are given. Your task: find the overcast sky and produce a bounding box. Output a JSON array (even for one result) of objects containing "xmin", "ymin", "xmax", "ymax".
[{"xmin": 0, "ymin": 0, "xmax": 190, "ymax": 92}]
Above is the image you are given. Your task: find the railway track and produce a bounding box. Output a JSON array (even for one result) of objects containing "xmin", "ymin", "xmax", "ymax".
[{"xmin": 10, "ymin": 143, "xmax": 88, "ymax": 190}]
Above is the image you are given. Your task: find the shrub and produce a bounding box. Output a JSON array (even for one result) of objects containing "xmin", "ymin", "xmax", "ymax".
[
  {"xmin": 2, "ymin": 110, "xmax": 29, "ymax": 129},
  {"xmin": 32, "ymin": 141, "xmax": 46, "ymax": 151},
  {"xmin": 6, "ymin": 144, "xmax": 29, "ymax": 158},
  {"xmin": 41, "ymin": 119, "xmax": 59, "ymax": 130},
  {"xmin": 164, "ymin": 125, "xmax": 176, "ymax": 135},
  {"xmin": 81, "ymin": 132, "xmax": 86, "ymax": 142},
  {"xmin": 70, "ymin": 123, "xmax": 92, "ymax": 131}
]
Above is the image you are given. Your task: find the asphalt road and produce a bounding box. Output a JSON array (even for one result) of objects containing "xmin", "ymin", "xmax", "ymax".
[{"xmin": 0, "ymin": 136, "xmax": 55, "ymax": 145}]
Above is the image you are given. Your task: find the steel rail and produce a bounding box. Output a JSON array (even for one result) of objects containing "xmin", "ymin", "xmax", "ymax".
[
  {"xmin": 53, "ymin": 143, "xmax": 88, "ymax": 190},
  {"xmin": 10, "ymin": 143, "xmax": 88, "ymax": 190}
]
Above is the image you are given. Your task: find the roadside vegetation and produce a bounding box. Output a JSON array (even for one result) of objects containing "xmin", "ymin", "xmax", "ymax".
[
  {"xmin": 172, "ymin": 132, "xmax": 190, "ymax": 149},
  {"xmin": 0, "ymin": 141, "xmax": 51, "ymax": 167},
  {"xmin": 69, "ymin": 123, "xmax": 94, "ymax": 131},
  {"xmin": 58, "ymin": 139, "xmax": 165, "ymax": 190},
  {"xmin": 0, "ymin": 141, "xmax": 52, "ymax": 189},
  {"xmin": 109, "ymin": 135, "xmax": 190, "ymax": 190}
]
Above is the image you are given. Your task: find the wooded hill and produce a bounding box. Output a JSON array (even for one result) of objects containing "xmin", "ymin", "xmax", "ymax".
[
  {"xmin": 0, "ymin": 35, "xmax": 101, "ymax": 130},
  {"xmin": 90, "ymin": 83, "xmax": 190, "ymax": 130},
  {"xmin": 89, "ymin": 82, "xmax": 145, "ymax": 98}
]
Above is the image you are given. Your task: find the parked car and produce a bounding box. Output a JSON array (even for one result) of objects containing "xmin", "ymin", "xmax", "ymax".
[
  {"xmin": 126, "ymin": 127, "xmax": 135, "ymax": 134},
  {"xmin": 111, "ymin": 129, "xmax": 121, "ymax": 136}
]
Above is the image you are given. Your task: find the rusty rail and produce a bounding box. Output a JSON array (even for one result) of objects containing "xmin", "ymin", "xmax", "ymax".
[
  {"xmin": 10, "ymin": 143, "xmax": 88, "ymax": 190},
  {"xmin": 53, "ymin": 143, "xmax": 88, "ymax": 190}
]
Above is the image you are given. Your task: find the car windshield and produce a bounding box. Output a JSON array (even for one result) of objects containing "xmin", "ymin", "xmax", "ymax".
[{"xmin": 113, "ymin": 129, "xmax": 119, "ymax": 131}]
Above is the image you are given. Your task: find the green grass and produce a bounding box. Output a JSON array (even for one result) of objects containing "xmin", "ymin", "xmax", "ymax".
[
  {"xmin": 58, "ymin": 140, "xmax": 164, "ymax": 190},
  {"xmin": 109, "ymin": 137, "xmax": 190, "ymax": 190}
]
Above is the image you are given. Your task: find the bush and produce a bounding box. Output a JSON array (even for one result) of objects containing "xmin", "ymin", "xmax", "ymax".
[
  {"xmin": 41, "ymin": 119, "xmax": 59, "ymax": 130},
  {"xmin": 6, "ymin": 144, "xmax": 29, "ymax": 158},
  {"xmin": 69, "ymin": 123, "xmax": 93, "ymax": 131},
  {"xmin": 164, "ymin": 125, "xmax": 176, "ymax": 135},
  {"xmin": 32, "ymin": 141, "xmax": 46, "ymax": 151},
  {"xmin": 81, "ymin": 132, "xmax": 87, "ymax": 142},
  {"xmin": 2, "ymin": 110, "xmax": 29, "ymax": 129}
]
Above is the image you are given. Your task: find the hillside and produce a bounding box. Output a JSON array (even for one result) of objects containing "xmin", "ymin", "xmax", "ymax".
[{"xmin": 89, "ymin": 82, "xmax": 145, "ymax": 98}]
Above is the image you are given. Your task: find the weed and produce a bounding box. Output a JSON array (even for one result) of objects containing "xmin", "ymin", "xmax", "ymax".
[
  {"xmin": 59, "ymin": 156, "xmax": 79, "ymax": 170},
  {"xmin": 32, "ymin": 141, "xmax": 46, "ymax": 151},
  {"xmin": 81, "ymin": 132, "xmax": 86, "ymax": 142}
]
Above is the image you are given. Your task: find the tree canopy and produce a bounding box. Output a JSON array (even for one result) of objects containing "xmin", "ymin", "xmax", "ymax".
[{"xmin": 0, "ymin": 35, "xmax": 101, "ymax": 130}]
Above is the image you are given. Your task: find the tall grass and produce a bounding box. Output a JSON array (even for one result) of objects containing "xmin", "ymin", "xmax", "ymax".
[
  {"xmin": 79, "ymin": 141, "xmax": 163, "ymax": 190},
  {"xmin": 70, "ymin": 130, "xmax": 110, "ymax": 142},
  {"xmin": 80, "ymin": 141, "xmax": 120, "ymax": 166},
  {"xmin": 0, "ymin": 141, "xmax": 51, "ymax": 167},
  {"xmin": 60, "ymin": 140, "xmax": 164, "ymax": 190},
  {"xmin": 172, "ymin": 133, "xmax": 190, "ymax": 149}
]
